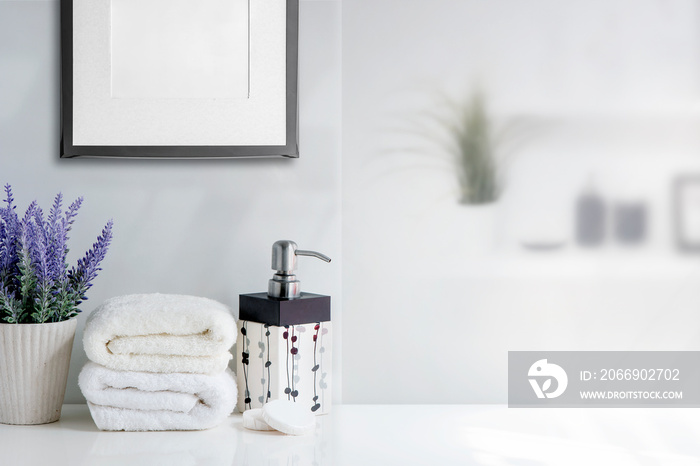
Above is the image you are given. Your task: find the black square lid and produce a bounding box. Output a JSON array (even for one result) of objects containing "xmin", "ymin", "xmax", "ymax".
[{"xmin": 239, "ymin": 292, "xmax": 331, "ymax": 326}]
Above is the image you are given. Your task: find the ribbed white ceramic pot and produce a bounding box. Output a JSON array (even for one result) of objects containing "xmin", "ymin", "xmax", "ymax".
[{"xmin": 0, "ymin": 318, "xmax": 77, "ymax": 425}]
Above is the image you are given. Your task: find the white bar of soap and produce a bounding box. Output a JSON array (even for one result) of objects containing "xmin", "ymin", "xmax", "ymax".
[
  {"xmin": 261, "ymin": 400, "xmax": 316, "ymax": 436},
  {"xmin": 242, "ymin": 408, "xmax": 276, "ymax": 431}
]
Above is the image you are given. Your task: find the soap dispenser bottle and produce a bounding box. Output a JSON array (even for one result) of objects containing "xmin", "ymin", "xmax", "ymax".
[
  {"xmin": 575, "ymin": 178, "xmax": 606, "ymax": 247},
  {"xmin": 237, "ymin": 240, "xmax": 332, "ymax": 415}
]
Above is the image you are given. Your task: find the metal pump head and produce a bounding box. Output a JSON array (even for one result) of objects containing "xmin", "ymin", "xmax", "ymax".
[{"xmin": 268, "ymin": 240, "xmax": 331, "ymax": 299}]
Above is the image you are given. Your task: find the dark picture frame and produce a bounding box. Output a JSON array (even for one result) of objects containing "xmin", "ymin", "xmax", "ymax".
[
  {"xmin": 60, "ymin": 0, "xmax": 299, "ymax": 159},
  {"xmin": 673, "ymin": 175, "xmax": 700, "ymax": 252}
]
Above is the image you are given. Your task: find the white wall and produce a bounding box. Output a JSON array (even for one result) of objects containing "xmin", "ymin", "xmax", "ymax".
[
  {"xmin": 0, "ymin": 0, "xmax": 342, "ymax": 404},
  {"xmin": 342, "ymin": 0, "xmax": 700, "ymax": 403},
  {"xmin": 7, "ymin": 0, "xmax": 700, "ymax": 408}
]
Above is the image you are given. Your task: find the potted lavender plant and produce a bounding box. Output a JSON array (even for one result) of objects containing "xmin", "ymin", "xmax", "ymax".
[{"xmin": 0, "ymin": 185, "xmax": 112, "ymax": 424}]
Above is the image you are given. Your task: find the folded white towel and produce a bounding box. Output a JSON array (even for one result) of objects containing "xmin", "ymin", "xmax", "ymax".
[
  {"xmin": 79, "ymin": 362, "xmax": 237, "ymax": 431},
  {"xmin": 84, "ymin": 293, "xmax": 236, "ymax": 374}
]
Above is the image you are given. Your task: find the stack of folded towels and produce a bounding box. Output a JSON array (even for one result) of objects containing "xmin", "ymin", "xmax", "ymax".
[{"xmin": 79, "ymin": 293, "xmax": 237, "ymax": 431}]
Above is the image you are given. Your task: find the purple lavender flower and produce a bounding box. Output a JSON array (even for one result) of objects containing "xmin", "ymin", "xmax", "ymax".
[
  {"xmin": 66, "ymin": 219, "xmax": 113, "ymax": 310},
  {"xmin": 46, "ymin": 193, "xmax": 65, "ymax": 280},
  {"xmin": 47, "ymin": 194, "xmax": 83, "ymax": 285},
  {"xmin": 0, "ymin": 185, "xmax": 21, "ymax": 286},
  {"xmin": 0, "ymin": 186, "xmax": 112, "ymax": 323},
  {"xmin": 24, "ymin": 213, "xmax": 57, "ymax": 323}
]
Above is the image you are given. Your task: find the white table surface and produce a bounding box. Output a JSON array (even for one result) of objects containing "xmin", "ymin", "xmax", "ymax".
[{"xmin": 2, "ymin": 404, "xmax": 700, "ymax": 465}]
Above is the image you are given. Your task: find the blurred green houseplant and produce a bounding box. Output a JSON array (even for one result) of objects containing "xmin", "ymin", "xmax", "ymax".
[{"xmin": 438, "ymin": 92, "xmax": 500, "ymax": 205}]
